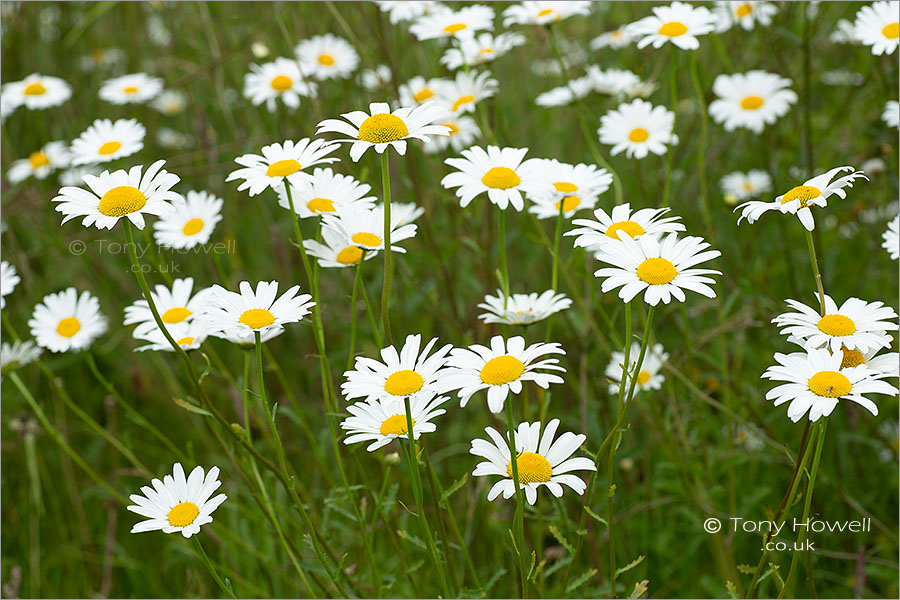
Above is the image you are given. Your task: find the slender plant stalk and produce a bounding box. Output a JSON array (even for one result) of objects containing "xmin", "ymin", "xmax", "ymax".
[
  {"xmin": 498, "ymin": 207, "xmax": 511, "ymax": 310},
  {"xmin": 347, "ymin": 250, "xmax": 366, "ymax": 371},
  {"xmin": 380, "ymin": 151, "xmax": 394, "ymax": 345},
  {"xmin": 662, "ymin": 48, "xmax": 678, "ymax": 207},
  {"xmin": 192, "ymin": 536, "xmax": 237, "ymax": 598},
  {"xmin": 504, "ymin": 399, "xmax": 528, "ymax": 598},
  {"xmin": 805, "ymin": 229, "xmax": 827, "ymax": 315}
]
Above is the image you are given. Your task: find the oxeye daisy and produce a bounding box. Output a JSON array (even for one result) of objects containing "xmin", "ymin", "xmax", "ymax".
[
  {"xmin": 713, "ymin": 1, "xmax": 778, "ymax": 32},
  {"xmin": 243, "ymin": 57, "xmax": 317, "ymax": 113},
  {"xmin": 7, "ymin": 141, "xmax": 70, "ymax": 183},
  {"xmin": 735, "ymin": 166, "xmax": 867, "ymax": 231},
  {"xmin": 151, "ymin": 89, "xmax": 188, "ymax": 115},
  {"xmin": 399, "ymin": 76, "xmax": 449, "ymax": 107},
  {"xmin": 433, "ymin": 69, "xmax": 498, "ymax": 115},
  {"xmin": 303, "ymin": 226, "xmax": 379, "ymax": 268},
  {"xmin": 441, "ymin": 145, "xmax": 545, "ymax": 211},
  {"xmin": 422, "ymin": 112, "xmax": 481, "ymax": 153},
  {"xmin": 587, "ymin": 66, "xmax": 643, "ymax": 97},
  {"xmin": 854, "ymin": 1, "xmax": 899, "ymax": 56},
  {"xmin": 831, "ymin": 346, "xmax": 900, "ymax": 377},
  {"xmin": 477, "ymin": 289, "xmax": 572, "ymax": 326},
  {"xmin": 763, "ymin": 348, "xmax": 899, "ymax": 422},
  {"xmin": 376, "ymin": 0, "xmax": 443, "ymax": 24},
  {"xmin": 124, "ymin": 278, "xmax": 211, "ymax": 339},
  {"xmin": 535, "ymin": 77, "xmax": 594, "ymax": 108},
  {"xmin": 359, "ymin": 64, "xmax": 392, "ymax": 92},
  {"xmin": 295, "ymin": 34, "xmax": 360, "ymax": 80},
  {"xmin": 708, "ymin": 71, "xmax": 797, "ymax": 133},
  {"xmin": 470, "ymin": 418, "xmax": 595, "ymax": 505},
  {"xmin": 409, "ymin": 4, "xmax": 495, "ymax": 41},
  {"xmin": 439, "ymin": 32, "xmax": 526, "ymax": 70},
  {"xmin": 127, "ymin": 463, "xmax": 227, "ymax": 538},
  {"xmin": 504, "ymin": 1, "xmax": 591, "ymax": 26},
  {"xmin": 316, "ymin": 101, "xmax": 450, "ymax": 162},
  {"xmin": 53, "ymin": 160, "xmax": 182, "ymax": 230},
  {"xmin": 626, "ymin": 1, "xmax": 717, "ymax": 50},
  {"xmin": 605, "ymin": 342, "xmax": 669, "ymax": 396},
  {"xmin": 1, "ymin": 261, "xmax": 20, "ymax": 309},
  {"xmin": 211, "ymin": 326, "xmax": 285, "ymax": 348},
  {"xmin": 59, "ymin": 165, "xmax": 101, "ymax": 187},
  {"xmin": 883, "ymin": 215, "xmax": 899, "ymax": 260},
  {"xmin": 135, "ymin": 320, "xmax": 209, "ymax": 353},
  {"xmin": 2, "ymin": 73, "xmax": 71, "ymax": 110},
  {"xmin": 773, "ymin": 294, "xmax": 898, "ymax": 353},
  {"xmin": 719, "ymin": 169, "xmax": 772, "ymax": 204},
  {"xmin": 831, "ymin": 18, "xmax": 861, "ymax": 44},
  {"xmin": 199, "ymin": 281, "xmax": 315, "ymax": 340},
  {"xmin": 883, "ymin": 100, "xmax": 899, "ymax": 128},
  {"xmin": 226, "ymin": 138, "xmax": 339, "ymax": 197},
  {"xmin": 341, "ymin": 393, "xmax": 449, "ymax": 451},
  {"xmin": 593, "ymin": 232, "xmax": 722, "ymax": 306},
  {"xmin": 28, "ymin": 288, "xmax": 108, "ymax": 353},
  {"xmin": 527, "ymin": 160, "xmax": 612, "ymax": 219},
  {"xmin": 598, "ymin": 99, "xmax": 676, "ymax": 159},
  {"xmin": 590, "ymin": 28, "xmax": 634, "ymax": 50},
  {"xmin": 319, "ymin": 205, "xmax": 418, "ymax": 253},
  {"xmin": 443, "ymin": 335, "xmax": 565, "ymax": 413},
  {"xmin": 69, "ymin": 118, "xmax": 145, "ymax": 165},
  {"xmin": 392, "ymin": 202, "xmax": 425, "ymax": 226},
  {"xmin": 1, "ymin": 340, "xmax": 41, "ymax": 374},
  {"xmin": 98, "ymin": 72, "xmax": 164, "ymax": 105},
  {"xmin": 152, "ymin": 190, "xmax": 223, "ymax": 250},
  {"xmin": 275, "ymin": 167, "xmax": 375, "ymax": 218},
  {"xmin": 566, "ymin": 204, "xmax": 685, "ymax": 251}
]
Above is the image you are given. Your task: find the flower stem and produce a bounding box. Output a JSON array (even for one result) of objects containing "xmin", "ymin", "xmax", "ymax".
[
  {"xmin": 381, "ymin": 151, "xmax": 393, "ymax": 345},
  {"xmin": 805, "ymin": 229, "xmax": 827, "ymax": 316},
  {"xmin": 504, "ymin": 398, "xmax": 528, "ymax": 598},
  {"xmin": 498, "ymin": 207, "xmax": 510, "ymax": 310},
  {"xmin": 191, "ymin": 536, "xmax": 236, "ymax": 598},
  {"xmin": 347, "ymin": 250, "xmax": 365, "ymax": 371},
  {"xmin": 662, "ymin": 49, "xmax": 678, "ymax": 208}
]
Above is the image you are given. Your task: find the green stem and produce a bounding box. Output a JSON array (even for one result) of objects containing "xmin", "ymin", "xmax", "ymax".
[
  {"xmin": 380, "ymin": 151, "xmax": 394, "ymax": 346},
  {"xmin": 499, "ymin": 207, "xmax": 510, "ymax": 310},
  {"xmin": 662, "ymin": 49, "xmax": 678, "ymax": 208},
  {"xmin": 192, "ymin": 536, "xmax": 236, "ymax": 598},
  {"xmin": 347, "ymin": 250, "xmax": 365, "ymax": 371},
  {"xmin": 504, "ymin": 398, "xmax": 528, "ymax": 598},
  {"xmin": 805, "ymin": 229, "xmax": 827, "ymax": 316}
]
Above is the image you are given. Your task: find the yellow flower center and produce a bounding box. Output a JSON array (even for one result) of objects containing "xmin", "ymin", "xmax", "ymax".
[
  {"xmin": 480, "ymin": 355, "xmax": 525, "ymax": 385},
  {"xmin": 239, "ymin": 308, "xmax": 275, "ymax": 329},
  {"xmin": 537, "ymin": 8, "xmax": 555, "ymax": 17},
  {"xmin": 413, "ymin": 87, "xmax": 435, "ymax": 103},
  {"xmin": 318, "ymin": 53, "xmax": 335, "ymax": 66},
  {"xmin": 162, "ymin": 307, "xmax": 192, "ymax": 324},
  {"xmin": 481, "ymin": 166, "xmax": 521, "ymax": 189},
  {"xmin": 443, "ymin": 23, "xmax": 467, "ymax": 34},
  {"xmin": 167, "ymin": 501, "xmax": 199, "ymax": 527},
  {"xmin": 636, "ymin": 257, "xmax": 677, "ymax": 285},
  {"xmin": 123, "ymin": 86, "xmax": 138, "ymax": 94},
  {"xmin": 553, "ymin": 181, "xmax": 578, "ymax": 193},
  {"xmin": 839, "ymin": 346, "xmax": 866, "ymax": 369},
  {"xmin": 23, "ymin": 82, "xmax": 47, "ymax": 95},
  {"xmin": 56, "ymin": 317, "xmax": 81, "ymax": 338},
  {"xmin": 628, "ymin": 127, "xmax": 650, "ymax": 142},
  {"xmin": 384, "ymin": 369, "xmax": 425, "ymax": 396},
  {"xmin": 741, "ymin": 95, "xmax": 765, "ymax": 110},
  {"xmin": 808, "ymin": 370, "xmax": 852, "ymax": 398},
  {"xmin": 380, "ymin": 414, "xmax": 414, "ymax": 436},
  {"xmin": 478, "ymin": 47, "xmax": 494, "ymax": 56},
  {"xmin": 176, "ymin": 336, "xmax": 195, "ymax": 347},
  {"xmin": 270, "ymin": 75, "xmax": 293, "ymax": 91},
  {"xmin": 883, "ymin": 22, "xmax": 899, "ymax": 39},
  {"xmin": 98, "ymin": 141, "xmax": 122, "ymax": 155},
  {"xmin": 817, "ymin": 314, "xmax": 857, "ymax": 336},
  {"xmin": 605, "ymin": 220, "xmax": 646, "ymax": 240},
  {"xmin": 451, "ymin": 94, "xmax": 476, "ymax": 112},
  {"xmin": 336, "ymin": 246, "xmax": 363, "ymax": 265},
  {"xmin": 28, "ymin": 151, "xmax": 50, "ymax": 168},
  {"xmin": 658, "ymin": 21, "xmax": 688, "ymax": 37},
  {"xmin": 352, "ymin": 232, "xmax": 381, "ymax": 247},
  {"xmin": 507, "ymin": 452, "xmax": 552, "ymax": 483},
  {"xmin": 98, "ymin": 186, "xmax": 147, "ymax": 217},
  {"xmin": 306, "ymin": 197, "xmax": 335, "ymax": 213},
  {"xmin": 637, "ymin": 370, "xmax": 651, "ymax": 385},
  {"xmin": 265, "ymin": 159, "xmax": 302, "ymax": 177},
  {"xmin": 182, "ymin": 218, "xmax": 204, "ymax": 236},
  {"xmin": 443, "ymin": 121, "xmax": 460, "ymax": 135},
  {"xmin": 742, "ymin": 182, "xmax": 754, "ymax": 191},
  {"xmin": 555, "ymin": 196, "xmax": 581, "ymax": 212},
  {"xmin": 781, "ymin": 185, "xmax": 821, "ymax": 207},
  {"xmin": 735, "ymin": 3, "xmax": 753, "ymax": 18},
  {"xmin": 358, "ymin": 113, "xmax": 409, "ymax": 143}
]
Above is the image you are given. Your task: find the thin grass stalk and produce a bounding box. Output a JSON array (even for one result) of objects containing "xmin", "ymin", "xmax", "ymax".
[
  {"xmin": 504, "ymin": 398, "xmax": 528, "ymax": 598},
  {"xmin": 380, "ymin": 151, "xmax": 394, "ymax": 345},
  {"xmin": 191, "ymin": 536, "xmax": 237, "ymax": 598}
]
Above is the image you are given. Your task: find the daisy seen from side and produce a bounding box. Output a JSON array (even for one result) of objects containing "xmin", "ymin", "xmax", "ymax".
[
  {"xmin": 772, "ymin": 294, "xmax": 898, "ymax": 353},
  {"xmin": 226, "ymin": 138, "xmax": 339, "ymax": 197},
  {"xmin": 275, "ymin": 167, "xmax": 375, "ymax": 218},
  {"xmin": 98, "ymin": 72, "xmax": 164, "ymax": 105},
  {"xmin": 124, "ymin": 277, "xmax": 211, "ymax": 339},
  {"xmin": 605, "ymin": 342, "xmax": 669, "ymax": 396},
  {"xmin": 2, "ymin": 73, "xmax": 71, "ymax": 110},
  {"xmin": 566, "ymin": 204, "xmax": 685, "ymax": 251},
  {"xmin": 7, "ymin": 141, "xmax": 70, "ymax": 183},
  {"xmin": 625, "ymin": 1, "xmax": 717, "ymax": 50},
  {"xmin": 1, "ymin": 261, "xmax": 20, "ymax": 309},
  {"xmin": 477, "ymin": 289, "xmax": 572, "ymax": 326},
  {"xmin": 409, "ymin": 5, "xmax": 494, "ymax": 41},
  {"xmin": 341, "ymin": 393, "xmax": 449, "ymax": 451},
  {"xmin": 200, "ymin": 281, "xmax": 314, "ymax": 341}
]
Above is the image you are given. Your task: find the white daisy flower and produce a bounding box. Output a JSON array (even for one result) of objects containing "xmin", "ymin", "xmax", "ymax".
[
  {"xmin": 58, "ymin": 165, "xmax": 102, "ymax": 187},
  {"xmin": 243, "ymin": 57, "xmax": 317, "ymax": 113},
  {"xmin": 199, "ymin": 281, "xmax": 315, "ymax": 340},
  {"xmin": 566, "ymin": 204, "xmax": 685, "ymax": 251},
  {"xmin": 831, "ymin": 18, "xmax": 861, "ymax": 44},
  {"xmin": 883, "ymin": 215, "xmax": 899, "ymax": 260},
  {"xmin": 317, "ymin": 101, "xmax": 450, "ymax": 162},
  {"xmin": 587, "ymin": 66, "xmax": 642, "ymax": 97},
  {"xmin": 98, "ymin": 72, "xmax": 164, "ymax": 105},
  {"xmin": 295, "ymin": 34, "xmax": 359, "ymax": 80},
  {"xmin": 53, "ymin": 160, "xmax": 182, "ymax": 230},
  {"xmin": 151, "ymin": 89, "xmax": 188, "ymax": 115},
  {"xmin": 625, "ymin": 1, "xmax": 717, "ymax": 50},
  {"xmin": 439, "ymin": 32, "xmax": 526, "ymax": 70},
  {"xmin": 359, "ymin": 64, "xmax": 392, "ymax": 91},
  {"xmin": 210, "ymin": 326, "xmax": 285, "ymax": 348},
  {"xmin": 124, "ymin": 277, "xmax": 211, "ymax": 339},
  {"xmin": 422, "ymin": 112, "xmax": 481, "ymax": 154},
  {"xmin": 134, "ymin": 320, "xmax": 209, "ymax": 353},
  {"xmin": 535, "ymin": 76, "xmax": 594, "ymax": 108},
  {"xmin": 501, "ymin": 1, "xmax": 591, "ymax": 27},
  {"xmin": 398, "ymin": 76, "xmax": 449, "ymax": 106},
  {"xmin": 226, "ymin": 138, "xmax": 339, "ymax": 196},
  {"xmin": 319, "ymin": 205, "xmax": 418, "ymax": 253},
  {"xmin": 409, "ymin": 5, "xmax": 494, "ymax": 41},
  {"xmin": 477, "ymin": 289, "xmax": 572, "ymax": 326},
  {"xmin": 6, "ymin": 141, "xmax": 70, "ymax": 184},
  {"xmin": 127, "ymin": 463, "xmax": 227, "ymax": 538},
  {"xmin": 527, "ymin": 160, "xmax": 612, "ymax": 219},
  {"xmin": 719, "ymin": 169, "xmax": 772, "ymax": 204},
  {"xmin": 1, "ymin": 94, "xmax": 19, "ymax": 121},
  {"xmin": 835, "ymin": 347, "xmax": 900, "ymax": 377},
  {"xmin": 883, "ymin": 100, "xmax": 899, "ymax": 128},
  {"xmin": 605, "ymin": 342, "xmax": 669, "ymax": 396},
  {"xmin": 708, "ymin": 71, "xmax": 797, "ymax": 133},
  {"xmin": 1, "ymin": 261, "xmax": 21, "ymax": 309},
  {"xmin": 433, "ymin": 69, "xmax": 498, "ymax": 115},
  {"xmin": 28, "ymin": 288, "xmax": 108, "ymax": 353},
  {"xmin": 763, "ymin": 348, "xmax": 899, "ymax": 422},
  {"xmin": 303, "ymin": 225, "xmax": 379, "ymax": 268},
  {"xmin": 854, "ymin": 1, "xmax": 899, "ymax": 56},
  {"xmin": 773, "ymin": 294, "xmax": 898, "ymax": 353},
  {"xmin": 152, "ymin": 190, "xmax": 223, "ymax": 250},
  {"xmin": 598, "ymin": 99, "xmax": 676, "ymax": 159},
  {"xmin": 2, "ymin": 73, "xmax": 71, "ymax": 110},
  {"xmin": 375, "ymin": 1, "xmax": 444, "ymax": 25},
  {"xmin": 470, "ymin": 418, "xmax": 595, "ymax": 505},
  {"xmin": 443, "ymin": 335, "xmax": 565, "ymax": 413},
  {"xmin": 590, "ymin": 28, "xmax": 634, "ymax": 50},
  {"xmin": 341, "ymin": 393, "xmax": 449, "ymax": 451},
  {"xmin": 69, "ymin": 118, "xmax": 146, "ymax": 165},
  {"xmin": 1, "ymin": 340, "xmax": 41, "ymax": 374},
  {"xmin": 735, "ymin": 166, "xmax": 867, "ymax": 231},
  {"xmin": 593, "ymin": 232, "xmax": 721, "ymax": 306},
  {"xmin": 441, "ymin": 145, "xmax": 545, "ymax": 211},
  {"xmin": 713, "ymin": 1, "xmax": 778, "ymax": 32},
  {"xmin": 392, "ymin": 202, "xmax": 425, "ymax": 226},
  {"xmin": 275, "ymin": 167, "xmax": 375, "ymax": 219}
]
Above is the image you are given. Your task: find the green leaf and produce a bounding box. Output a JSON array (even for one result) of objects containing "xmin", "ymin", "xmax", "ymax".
[
  {"xmin": 198, "ymin": 352, "xmax": 211, "ymax": 383},
  {"xmin": 548, "ymin": 525, "xmax": 575, "ymax": 555},
  {"xmin": 615, "ymin": 555, "xmax": 644, "ymax": 577},
  {"xmin": 628, "ymin": 579, "xmax": 649, "ymax": 599},
  {"xmin": 725, "ymin": 580, "xmax": 739, "ymax": 599},
  {"xmin": 396, "ymin": 530, "xmax": 426, "ymax": 550},
  {"xmin": 172, "ymin": 396, "xmax": 212, "ymax": 416},
  {"xmin": 584, "ymin": 505, "xmax": 608, "ymax": 527},
  {"xmin": 439, "ymin": 473, "xmax": 467, "ymax": 509},
  {"xmin": 565, "ymin": 568, "xmax": 597, "ymax": 593}
]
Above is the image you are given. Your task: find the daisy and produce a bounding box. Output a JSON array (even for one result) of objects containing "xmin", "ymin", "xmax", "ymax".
[
  {"xmin": 53, "ymin": 160, "xmax": 182, "ymax": 230},
  {"xmin": 398, "ymin": 76, "xmax": 449, "ymax": 107},
  {"xmin": 210, "ymin": 326, "xmax": 285, "ymax": 348},
  {"xmin": 359, "ymin": 64, "xmax": 392, "ymax": 92},
  {"xmin": 243, "ymin": 57, "xmax": 317, "ymax": 113},
  {"xmin": 319, "ymin": 205, "xmax": 418, "ymax": 254},
  {"xmin": 341, "ymin": 393, "xmax": 449, "ymax": 451},
  {"xmin": 151, "ymin": 89, "xmax": 188, "ymax": 115},
  {"xmin": 303, "ymin": 225, "xmax": 379, "ymax": 268},
  {"xmin": 439, "ymin": 32, "xmax": 526, "ymax": 70},
  {"xmin": 409, "ymin": 5, "xmax": 494, "ymax": 41},
  {"xmin": 883, "ymin": 100, "xmax": 899, "ymax": 128},
  {"xmin": 70, "ymin": 118, "xmax": 146, "ymax": 165},
  {"xmin": 735, "ymin": 166, "xmax": 867, "ymax": 231},
  {"xmin": 2, "ymin": 73, "xmax": 71, "ymax": 110},
  {"xmin": 835, "ymin": 346, "xmax": 900, "ymax": 377},
  {"xmin": 719, "ymin": 170, "xmax": 773, "ymax": 204},
  {"xmin": 598, "ymin": 99, "xmax": 676, "ymax": 159},
  {"xmin": 588, "ymin": 67, "xmax": 642, "ymax": 97},
  {"xmin": 28, "ymin": 288, "xmax": 108, "ymax": 353},
  {"xmin": 773, "ymin": 294, "xmax": 898, "ymax": 353},
  {"xmin": 392, "ymin": 202, "xmax": 425, "ymax": 225},
  {"xmin": 566, "ymin": 204, "xmax": 685, "ymax": 251},
  {"xmin": 135, "ymin": 320, "xmax": 209, "ymax": 353},
  {"xmin": 501, "ymin": 1, "xmax": 591, "ymax": 27},
  {"xmin": 708, "ymin": 71, "xmax": 797, "ymax": 133},
  {"xmin": 854, "ymin": 1, "xmax": 899, "ymax": 56},
  {"xmin": 375, "ymin": 1, "xmax": 443, "ymax": 25},
  {"xmin": 433, "ymin": 70, "xmax": 498, "ymax": 115},
  {"xmin": 127, "ymin": 463, "xmax": 227, "ymax": 538},
  {"xmin": 763, "ymin": 348, "xmax": 899, "ymax": 422},
  {"xmin": 883, "ymin": 215, "xmax": 899, "ymax": 260},
  {"xmin": 590, "ymin": 28, "xmax": 634, "ymax": 50},
  {"xmin": 124, "ymin": 277, "xmax": 212, "ymax": 338},
  {"xmin": 443, "ymin": 335, "xmax": 565, "ymax": 413},
  {"xmin": 98, "ymin": 72, "xmax": 164, "ymax": 105},
  {"xmin": 626, "ymin": 1, "xmax": 717, "ymax": 50},
  {"xmin": 477, "ymin": 289, "xmax": 572, "ymax": 326},
  {"xmin": 226, "ymin": 138, "xmax": 339, "ymax": 196},
  {"xmin": 58, "ymin": 165, "xmax": 102, "ymax": 187},
  {"xmin": 593, "ymin": 232, "xmax": 721, "ymax": 306},
  {"xmin": 535, "ymin": 77, "xmax": 594, "ymax": 108},
  {"xmin": 1, "ymin": 261, "xmax": 21, "ymax": 309},
  {"xmin": 295, "ymin": 34, "xmax": 359, "ymax": 80},
  {"xmin": 422, "ymin": 112, "xmax": 480, "ymax": 154},
  {"xmin": 470, "ymin": 418, "xmax": 595, "ymax": 505},
  {"xmin": 275, "ymin": 167, "xmax": 375, "ymax": 218},
  {"xmin": 441, "ymin": 145, "xmax": 545, "ymax": 211},
  {"xmin": 6, "ymin": 141, "xmax": 70, "ymax": 184},
  {"xmin": 199, "ymin": 281, "xmax": 314, "ymax": 340},
  {"xmin": 153, "ymin": 190, "xmax": 223, "ymax": 249},
  {"xmin": 713, "ymin": 1, "xmax": 778, "ymax": 32},
  {"xmin": 527, "ymin": 160, "xmax": 612, "ymax": 218},
  {"xmin": 605, "ymin": 342, "xmax": 669, "ymax": 396},
  {"xmin": 316, "ymin": 101, "xmax": 449, "ymax": 162},
  {"xmin": 1, "ymin": 340, "xmax": 41, "ymax": 374},
  {"xmin": 831, "ymin": 18, "xmax": 860, "ymax": 44}
]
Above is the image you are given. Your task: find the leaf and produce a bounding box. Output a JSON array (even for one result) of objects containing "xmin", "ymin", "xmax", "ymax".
[
  {"xmin": 725, "ymin": 580, "xmax": 738, "ymax": 599},
  {"xmin": 736, "ymin": 564, "xmax": 755, "ymax": 575},
  {"xmin": 525, "ymin": 550, "xmax": 536, "ymax": 581},
  {"xmin": 565, "ymin": 568, "xmax": 598, "ymax": 593},
  {"xmin": 507, "ymin": 528, "xmax": 520, "ymax": 557},
  {"xmin": 548, "ymin": 525, "xmax": 575, "ymax": 555},
  {"xmin": 198, "ymin": 352, "xmax": 211, "ymax": 383},
  {"xmin": 608, "ymin": 483, "xmax": 617, "ymax": 498},
  {"xmin": 396, "ymin": 530, "xmax": 426, "ymax": 550},
  {"xmin": 629, "ymin": 579, "xmax": 649, "ymax": 599},
  {"xmin": 584, "ymin": 505, "xmax": 608, "ymax": 527},
  {"xmin": 172, "ymin": 396, "xmax": 212, "ymax": 416},
  {"xmin": 615, "ymin": 555, "xmax": 644, "ymax": 577},
  {"xmin": 396, "ymin": 499, "xmax": 417, "ymax": 517},
  {"xmin": 439, "ymin": 473, "xmax": 467, "ymax": 509},
  {"xmin": 482, "ymin": 568, "xmax": 507, "ymax": 593}
]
